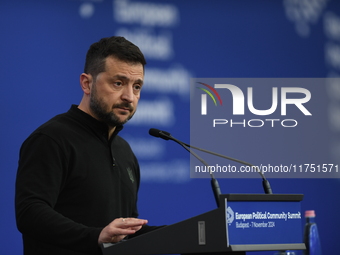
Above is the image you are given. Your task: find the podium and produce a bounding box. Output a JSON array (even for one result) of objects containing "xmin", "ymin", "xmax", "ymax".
[{"xmin": 101, "ymin": 194, "xmax": 305, "ymax": 255}]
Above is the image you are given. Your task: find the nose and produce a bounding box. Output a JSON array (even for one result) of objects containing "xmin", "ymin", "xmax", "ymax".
[{"xmin": 121, "ymin": 85, "xmax": 134, "ymax": 103}]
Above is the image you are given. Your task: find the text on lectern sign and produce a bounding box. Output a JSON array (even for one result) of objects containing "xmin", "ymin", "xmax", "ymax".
[{"xmin": 225, "ymin": 199, "xmax": 303, "ymax": 246}]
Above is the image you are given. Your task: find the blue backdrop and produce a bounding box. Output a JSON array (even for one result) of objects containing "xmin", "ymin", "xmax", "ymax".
[{"xmin": 1, "ymin": 0, "xmax": 340, "ymax": 254}]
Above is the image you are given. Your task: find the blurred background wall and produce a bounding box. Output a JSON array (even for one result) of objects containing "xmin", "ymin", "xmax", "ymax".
[{"xmin": 1, "ymin": 0, "xmax": 339, "ymax": 254}]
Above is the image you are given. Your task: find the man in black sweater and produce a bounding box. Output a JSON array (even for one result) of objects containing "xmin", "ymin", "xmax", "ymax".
[{"xmin": 15, "ymin": 36, "xmax": 155, "ymax": 255}]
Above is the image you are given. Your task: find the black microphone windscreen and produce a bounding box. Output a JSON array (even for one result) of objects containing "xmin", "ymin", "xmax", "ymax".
[
  {"xmin": 149, "ymin": 128, "xmax": 171, "ymax": 140},
  {"xmin": 149, "ymin": 128, "xmax": 161, "ymax": 138}
]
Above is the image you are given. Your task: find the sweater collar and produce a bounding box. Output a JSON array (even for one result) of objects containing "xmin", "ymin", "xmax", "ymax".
[{"xmin": 68, "ymin": 104, "xmax": 124, "ymax": 140}]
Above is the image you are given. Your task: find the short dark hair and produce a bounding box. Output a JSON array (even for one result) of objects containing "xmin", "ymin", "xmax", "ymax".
[{"xmin": 84, "ymin": 36, "xmax": 146, "ymax": 79}]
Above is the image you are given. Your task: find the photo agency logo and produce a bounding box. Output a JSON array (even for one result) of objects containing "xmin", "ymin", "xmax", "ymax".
[
  {"xmin": 196, "ymin": 82, "xmax": 223, "ymax": 114},
  {"xmin": 194, "ymin": 79, "xmax": 312, "ymax": 128}
]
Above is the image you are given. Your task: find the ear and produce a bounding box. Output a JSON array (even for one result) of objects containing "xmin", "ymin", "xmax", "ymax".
[{"xmin": 80, "ymin": 73, "xmax": 93, "ymax": 95}]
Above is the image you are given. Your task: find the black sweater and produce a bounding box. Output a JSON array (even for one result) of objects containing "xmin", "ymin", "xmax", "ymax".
[{"xmin": 15, "ymin": 105, "xmax": 143, "ymax": 255}]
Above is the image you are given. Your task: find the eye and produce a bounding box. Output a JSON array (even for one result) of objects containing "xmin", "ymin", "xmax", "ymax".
[
  {"xmin": 133, "ymin": 84, "xmax": 142, "ymax": 91},
  {"xmin": 113, "ymin": 81, "xmax": 123, "ymax": 87}
]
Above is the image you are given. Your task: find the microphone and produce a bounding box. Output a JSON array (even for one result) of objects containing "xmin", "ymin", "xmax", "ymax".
[
  {"xmin": 149, "ymin": 128, "xmax": 273, "ymax": 195},
  {"xmin": 149, "ymin": 128, "xmax": 222, "ymax": 207},
  {"xmin": 149, "ymin": 128, "xmax": 172, "ymax": 140}
]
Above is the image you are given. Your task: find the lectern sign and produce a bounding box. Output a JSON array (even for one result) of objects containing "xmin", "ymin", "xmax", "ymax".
[{"xmin": 225, "ymin": 199, "xmax": 303, "ymax": 246}]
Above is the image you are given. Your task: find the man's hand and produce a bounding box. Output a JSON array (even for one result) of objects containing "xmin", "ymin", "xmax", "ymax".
[{"xmin": 98, "ymin": 217, "xmax": 148, "ymax": 244}]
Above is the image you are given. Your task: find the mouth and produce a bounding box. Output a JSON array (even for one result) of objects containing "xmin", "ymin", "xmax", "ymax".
[
  {"xmin": 114, "ymin": 104, "xmax": 133, "ymax": 114},
  {"xmin": 118, "ymin": 108, "xmax": 131, "ymax": 115},
  {"xmin": 118, "ymin": 107, "xmax": 130, "ymax": 111}
]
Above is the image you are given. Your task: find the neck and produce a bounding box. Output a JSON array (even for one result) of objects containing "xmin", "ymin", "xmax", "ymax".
[
  {"xmin": 108, "ymin": 126, "xmax": 116, "ymax": 140},
  {"xmin": 78, "ymin": 103, "xmax": 117, "ymax": 140}
]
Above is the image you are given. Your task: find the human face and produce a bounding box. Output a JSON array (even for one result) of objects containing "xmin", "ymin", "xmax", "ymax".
[{"xmin": 89, "ymin": 57, "xmax": 144, "ymax": 127}]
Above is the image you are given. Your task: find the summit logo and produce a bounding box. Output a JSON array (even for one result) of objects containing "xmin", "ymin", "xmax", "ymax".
[{"xmin": 227, "ymin": 206, "xmax": 235, "ymax": 225}]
